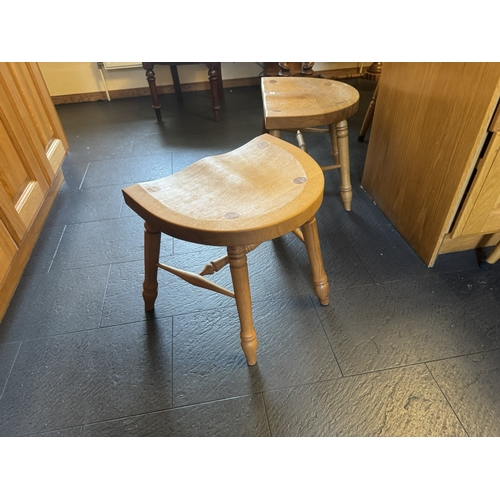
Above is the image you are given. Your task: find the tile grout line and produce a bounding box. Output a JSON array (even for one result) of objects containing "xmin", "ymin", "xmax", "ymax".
[
  {"xmin": 47, "ymin": 225, "xmax": 67, "ymax": 274},
  {"xmin": 78, "ymin": 162, "xmax": 91, "ymax": 191},
  {"xmin": 424, "ymin": 362, "xmax": 470, "ymax": 437},
  {"xmin": 0, "ymin": 342, "xmax": 22, "ymax": 401}
]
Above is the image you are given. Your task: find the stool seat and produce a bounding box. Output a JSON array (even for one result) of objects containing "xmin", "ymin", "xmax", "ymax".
[
  {"xmin": 261, "ymin": 77, "xmax": 359, "ymax": 211},
  {"xmin": 123, "ymin": 134, "xmax": 324, "ymax": 247},
  {"xmin": 122, "ymin": 134, "xmax": 329, "ymax": 366},
  {"xmin": 262, "ymin": 77, "xmax": 359, "ymax": 130}
]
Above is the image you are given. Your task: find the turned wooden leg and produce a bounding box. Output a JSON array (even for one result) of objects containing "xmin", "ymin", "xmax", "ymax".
[
  {"xmin": 269, "ymin": 129, "xmax": 281, "ymax": 139},
  {"xmin": 206, "ymin": 63, "xmax": 221, "ymax": 121},
  {"xmin": 486, "ymin": 241, "xmax": 500, "ymax": 265},
  {"xmin": 143, "ymin": 222, "xmax": 161, "ymax": 311},
  {"xmin": 332, "ymin": 120, "xmax": 353, "ymax": 211},
  {"xmin": 144, "ymin": 64, "xmax": 162, "ymax": 122},
  {"xmin": 301, "ymin": 216, "xmax": 329, "ymax": 306},
  {"xmin": 227, "ymin": 245, "xmax": 258, "ymax": 365},
  {"xmin": 331, "ymin": 126, "xmax": 340, "ymax": 165},
  {"xmin": 169, "ymin": 65, "xmax": 183, "ymax": 101},
  {"xmin": 296, "ymin": 129, "xmax": 307, "ymax": 152},
  {"xmin": 358, "ymin": 84, "xmax": 378, "ymax": 141}
]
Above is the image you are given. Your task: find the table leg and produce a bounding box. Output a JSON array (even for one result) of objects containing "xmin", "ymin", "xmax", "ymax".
[{"xmin": 144, "ymin": 64, "xmax": 162, "ymax": 122}]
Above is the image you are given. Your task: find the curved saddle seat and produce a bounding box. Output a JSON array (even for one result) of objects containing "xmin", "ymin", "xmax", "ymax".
[
  {"xmin": 122, "ymin": 134, "xmax": 329, "ymax": 366},
  {"xmin": 261, "ymin": 77, "xmax": 360, "ymax": 211}
]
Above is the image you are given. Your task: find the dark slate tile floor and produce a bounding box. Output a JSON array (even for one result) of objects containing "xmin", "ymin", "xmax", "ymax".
[{"xmin": 1, "ymin": 79, "xmax": 500, "ymax": 437}]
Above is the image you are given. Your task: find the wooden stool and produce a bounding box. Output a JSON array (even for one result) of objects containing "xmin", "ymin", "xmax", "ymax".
[
  {"xmin": 261, "ymin": 77, "xmax": 360, "ymax": 211},
  {"xmin": 122, "ymin": 134, "xmax": 329, "ymax": 366}
]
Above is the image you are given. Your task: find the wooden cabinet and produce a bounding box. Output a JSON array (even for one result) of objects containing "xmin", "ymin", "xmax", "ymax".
[
  {"xmin": 0, "ymin": 62, "xmax": 68, "ymax": 320},
  {"xmin": 361, "ymin": 63, "xmax": 500, "ymax": 267}
]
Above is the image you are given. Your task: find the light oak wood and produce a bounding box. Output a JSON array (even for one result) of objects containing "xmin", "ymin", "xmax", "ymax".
[
  {"xmin": 362, "ymin": 63, "xmax": 500, "ymax": 266},
  {"xmin": 439, "ymin": 232, "xmax": 500, "ymax": 255},
  {"xmin": 123, "ymin": 134, "xmax": 329, "ymax": 365},
  {"xmin": 261, "ymin": 76, "xmax": 359, "ymax": 211},
  {"xmin": 451, "ymin": 132, "xmax": 500, "ymax": 236},
  {"xmin": 0, "ymin": 63, "xmax": 68, "ymax": 321},
  {"xmin": 485, "ymin": 241, "xmax": 500, "ymax": 265}
]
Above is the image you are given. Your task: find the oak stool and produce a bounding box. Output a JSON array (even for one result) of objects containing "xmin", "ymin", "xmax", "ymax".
[
  {"xmin": 261, "ymin": 76, "xmax": 359, "ymax": 211},
  {"xmin": 122, "ymin": 134, "xmax": 329, "ymax": 366}
]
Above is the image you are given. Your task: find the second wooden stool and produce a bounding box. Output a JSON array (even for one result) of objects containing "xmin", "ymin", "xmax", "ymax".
[{"xmin": 261, "ymin": 76, "xmax": 359, "ymax": 211}]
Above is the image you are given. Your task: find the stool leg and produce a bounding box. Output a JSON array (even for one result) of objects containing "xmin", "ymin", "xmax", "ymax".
[
  {"xmin": 331, "ymin": 120, "xmax": 353, "ymax": 211},
  {"xmin": 268, "ymin": 129, "xmax": 281, "ymax": 139},
  {"xmin": 228, "ymin": 245, "xmax": 258, "ymax": 366},
  {"xmin": 143, "ymin": 222, "xmax": 161, "ymax": 311},
  {"xmin": 331, "ymin": 127, "xmax": 340, "ymax": 165},
  {"xmin": 301, "ymin": 216, "xmax": 329, "ymax": 306}
]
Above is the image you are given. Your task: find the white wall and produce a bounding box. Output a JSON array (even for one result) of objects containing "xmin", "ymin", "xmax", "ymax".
[{"xmin": 38, "ymin": 62, "xmax": 368, "ymax": 97}]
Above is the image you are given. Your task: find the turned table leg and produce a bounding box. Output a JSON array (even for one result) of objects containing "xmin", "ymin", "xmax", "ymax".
[
  {"xmin": 228, "ymin": 245, "xmax": 258, "ymax": 365},
  {"xmin": 143, "ymin": 222, "xmax": 161, "ymax": 311},
  {"xmin": 301, "ymin": 216, "xmax": 329, "ymax": 306},
  {"xmin": 206, "ymin": 63, "xmax": 222, "ymax": 122},
  {"xmin": 143, "ymin": 63, "xmax": 162, "ymax": 122}
]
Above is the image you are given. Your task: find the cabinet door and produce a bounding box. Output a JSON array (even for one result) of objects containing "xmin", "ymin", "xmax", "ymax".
[
  {"xmin": 0, "ymin": 63, "xmax": 67, "ymax": 245},
  {"xmin": 5, "ymin": 63, "xmax": 68, "ymax": 179},
  {"xmin": 0, "ymin": 79, "xmax": 49, "ymax": 244}
]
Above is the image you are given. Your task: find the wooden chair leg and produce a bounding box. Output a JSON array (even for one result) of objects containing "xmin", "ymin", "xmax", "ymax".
[
  {"xmin": 144, "ymin": 65, "xmax": 162, "ymax": 122},
  {"xmin": 228, "ymin": 245, "xmax": 258, "ymax": 366},
  {"xmin": 301, "ymin": 216, "xmax": 329, "ymax": 305},
  {"xmin": 331, "ymin": 120, "xmax": 353, "ymax": 211},
  {"xmin": 143, "ymin": 222, "xmax": 161, "ymax": 311},
  {"xmin": 206, "ymin": 64, "xmax": 221, "ymax": 122},
  {"xmin": 358, "ymin": 83, "xmax": 378, "ymax": 141},
  {"xmin": 169, "ymin": 65, "xmax": 184, "ymax": 101}
]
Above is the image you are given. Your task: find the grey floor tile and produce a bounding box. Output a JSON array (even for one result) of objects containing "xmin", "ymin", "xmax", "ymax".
[
  {"xmin": 172, "ymin": 295, "xmax": 341, "ymax": 407},
  {"xmin": 30, "ymin": 426, "xmax": 83, "ymax": 437},
  {"xmin": 440, "ymin": 266, "xmax": 500, "ymax": 338},
  {"xmin": 0, "ymin": 266, "xmax": 110, "ymax": 343},
  {"xmin": 49, "ymin": 217, "xmax": 169, "ymax": 272},
  {"xmin": 63, "ymin": 135, "xmax": 134, "ymax": 163},
  {"xmin": 82, "ymin": 153, "xmax": 173, "ymax": 189},
  {"xmin": 60, "ymin": 160, "xmax": 89, "ymax": 189},
  {"xmin": 0, "ymin": 320, "xmax": 173, "ymax": 436},
  {"xmin": 44, "ymin": 183, "xmax": 124, "ymax": 227},
  {"xmin": 263, "ymin": 364, "xmax": 466, "ymax": 436},
  {"xmin": 428, "ymin": 350, "xmax": 500, "ymax": 436},
  {"xmin": 345, "ymin": 222, "xmax": 435, "ymax": 284},
  {"xmin": 22, "ymin": 223, "xmax": 66, "ymax": 276},
  {"xmin": 316, "ymin": 275, "xmax": 498, "ymax": 375},
  {"xmin": 82, "ymin": 394, "xmax": 270, "ymax": 437}
]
